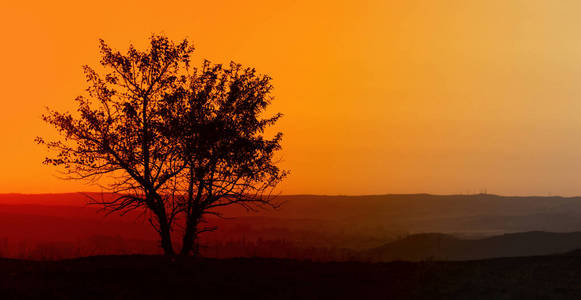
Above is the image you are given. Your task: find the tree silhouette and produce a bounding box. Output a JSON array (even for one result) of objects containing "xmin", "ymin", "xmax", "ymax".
[
  {"xmin": 169, "ymin": 61, "xmax": 287, "ymax": 255},
  {"xmin": 37, "ymin": 35, "xmax": 286, "ymax": 256}
]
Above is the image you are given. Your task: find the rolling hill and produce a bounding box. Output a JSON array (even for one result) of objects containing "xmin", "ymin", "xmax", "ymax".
[
  {"xmin": 3, "ymin": 193, "xmax": 581, "ymax": 260},
  {"xmin": 366, "ymin": 231, "xmax": 581, "ymax": 261}
]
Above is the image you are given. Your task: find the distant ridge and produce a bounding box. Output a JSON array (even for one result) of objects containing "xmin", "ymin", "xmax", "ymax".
[
  {"xmin": 3, "ymin": 193, "xmax": 581, "ymax": 234},
  {"xmin": 2, "ymin": 193, "xmax": 581, "ymax": 260},
  {"xmin": 366, "ymin": 231, "xmax": 581, "ymax": 261}
]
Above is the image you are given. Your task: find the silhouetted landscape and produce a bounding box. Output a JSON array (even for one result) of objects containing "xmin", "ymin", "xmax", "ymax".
[
  {"xmin": 6, "ymin": 193, "xmax": 581, "ymax": 298},
  {"xmin": 4, "ymin": 252, "xmax": 581, "ymax": 299},
  {"xmin": 4, "ymin": 193, "xmax": 581, "ymax": 261},
  {"xmin": 5, "ymin": 2, "xmax": 581, "ymax": 297}
]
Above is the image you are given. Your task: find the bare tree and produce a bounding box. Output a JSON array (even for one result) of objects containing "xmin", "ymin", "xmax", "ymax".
[{"xmin": 37, "ymin": 35, "xmax": 193, "ymax": 255}]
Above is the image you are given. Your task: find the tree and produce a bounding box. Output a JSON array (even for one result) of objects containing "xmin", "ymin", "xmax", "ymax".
[
  {"xmin": 37, "ymin": 35, "xmax": 286, "ymax": 256},
  {"xmin": 37, "ymin": 35, "xmax": 193, "ymax": 255},
  {"xmin": 170, "ymin": 61, "xmax": 287, "ymax": 255}
]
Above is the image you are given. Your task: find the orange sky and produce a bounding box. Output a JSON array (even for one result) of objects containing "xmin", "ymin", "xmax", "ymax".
[{"xmin": 2, "ymin": 0, "xmax": 581, "ymax": 195}]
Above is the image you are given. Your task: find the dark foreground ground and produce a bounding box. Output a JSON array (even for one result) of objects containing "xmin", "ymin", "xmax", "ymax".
[{"xmin": 2, "ymin": 254, "xmax": 581, "ymax": 299}]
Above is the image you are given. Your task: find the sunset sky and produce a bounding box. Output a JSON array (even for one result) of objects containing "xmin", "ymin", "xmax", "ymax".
[{"xmin": 2, "ymin": 0, "xmax": 581, "ymax": 195}]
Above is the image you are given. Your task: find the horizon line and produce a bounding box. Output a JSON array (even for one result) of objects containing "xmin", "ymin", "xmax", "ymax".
[{"xmin": 1, "ymin": 192, "xmax": 580, "ymax": 199}]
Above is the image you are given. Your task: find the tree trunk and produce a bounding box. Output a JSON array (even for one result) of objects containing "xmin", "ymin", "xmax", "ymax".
[
  {"xmin": 159, "ymin": 218, "xmax": 175, "ymax": 255},
  {"xmin": 181, "ymin": 174, "xmax": 203, "ymax": 256},
  {"xmin": 180, "ymin": 216, "xmax": 198, "ymax": 256},
  {"xmin": 153, "ymin": 203, "xmax": 174, "ymax": 256}
]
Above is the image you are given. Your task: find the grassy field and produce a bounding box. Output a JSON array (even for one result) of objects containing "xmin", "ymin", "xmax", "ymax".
[{"xmin": 2, "ymin": 253, "xmax": 581, "ymax": 299}]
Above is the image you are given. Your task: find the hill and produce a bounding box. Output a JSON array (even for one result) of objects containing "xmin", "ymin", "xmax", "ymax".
[
  {"xmin": 366, "ymin": 231, "xmax": 581, "ymax": 261},
  {"xmin": 3, "ymin": 193, "xmax": 581, "ymax": 259},
  {"xmin": 5, "ymin": 193, "xmax": 581, "ymax": 232}
]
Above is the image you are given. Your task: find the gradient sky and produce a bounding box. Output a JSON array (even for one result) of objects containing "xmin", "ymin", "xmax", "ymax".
[{"xmin": 2, "ymin": 0, "xmax": 581, "ymax": 195}]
